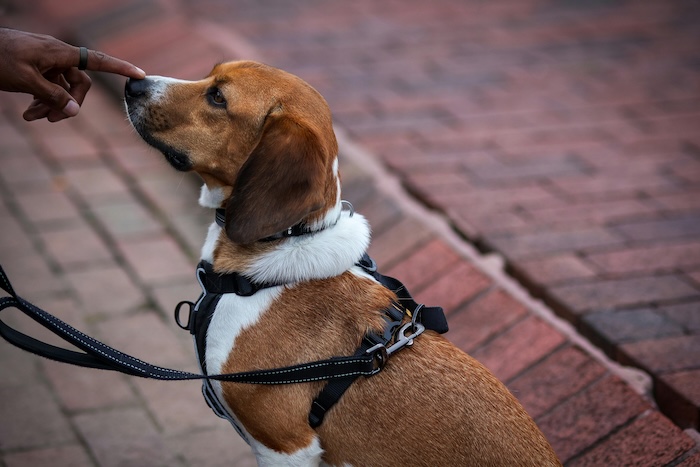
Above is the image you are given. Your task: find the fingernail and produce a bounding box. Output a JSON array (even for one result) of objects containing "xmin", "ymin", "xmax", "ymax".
[
  {"xmin": 135, "ymin": 67, "xmax": 146, "ymax": 77},
  {"xmin": 63, "ymin": 100, "xmax": 80, "ymax": 117}
]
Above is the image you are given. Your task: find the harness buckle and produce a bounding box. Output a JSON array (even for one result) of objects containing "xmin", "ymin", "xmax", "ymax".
[{"xmin": 365, "ymin": 343, "xmax": 388, "ymax": 375}]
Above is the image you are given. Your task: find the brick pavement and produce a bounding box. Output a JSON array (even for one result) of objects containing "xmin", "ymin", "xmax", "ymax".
[{"xmin": 0, "ymin": 1, "xmax": 698, "ymax": 466}]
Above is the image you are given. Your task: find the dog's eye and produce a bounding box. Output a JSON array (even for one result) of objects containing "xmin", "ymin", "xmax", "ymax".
[{"xmin": 207, "ymin": 88, "xmax": 227, "ymax": 108}]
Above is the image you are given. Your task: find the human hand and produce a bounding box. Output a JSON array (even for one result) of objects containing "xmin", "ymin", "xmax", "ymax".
[{"xmin": 0, "ymin": 28, "xmax": 146, "ymax": 122}]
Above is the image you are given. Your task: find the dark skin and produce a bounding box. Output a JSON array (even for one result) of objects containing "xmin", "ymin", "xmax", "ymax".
[{"xmin": 0, "ymin": 27, "xmax": 146, "ymax": 122}]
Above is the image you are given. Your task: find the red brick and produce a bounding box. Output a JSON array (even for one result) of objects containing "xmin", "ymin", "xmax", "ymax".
[
  {"xmin": 43, "ymin": 360, "xmax": 135, "ymax": 412},
  {"xmin": 0, "ymin": 253, "xmax": 65, "ymax": 297},
  {"xmin": 470, "ymin": 155, "xmax": 587, "ymax": 182},
  {"xmin": 661, "ymin": 301, "xmax": 700, "ymax": 331},
  {"xmin": 449, "ymin": 288, "xmax": 527, "ymax": 352},
  {"xmin": 657, "ymin": 369, "xmax": 700, "ymax": 429},
  {"xmin": 4, "ymin": 445, "xmax": 93, "ymax": 467},
  {"xmin": 677, "ymin": 451, "xmax": 700, "ymax": 466},
  {"xmin": 451, "ymin": 206, "xmax": 529, "ymax": 236},
  {"xmin": 167, "ymin": 427, "xmax": 256, "ymax": 466},
  {"xmin": 508, "ymin": 346, "xmax": 607, "ymax": 419},
  {"xmin": 43, "ymin": 133, "xmax": 101, "ymax": 163},
  {"xmin": 384, "ymin": 238, "xmax": 461, "ymax": 293},
  {"xmin": 537, "ymin": 376, "xmax": 651, "ymax": 463},
  {"xmin": 354, "ymin": 195, "xmax": 403, "ymax": 237},
  {"xmin": 568, "ymin": 411, "xmax": 694, "ymax": 467},
  {"xmin": 367, "ymin": 218, "xmax": 433, "ymax": 269},
  {"xmin": 689, "ymin": 270, "xmax": 700, "ymax": 288},
  {"xmin": 614, "ymin": 215, "xmax": 700, "ymax": 242},
  {"xmin": 133, "ymin": 377, "xmax": 221, "ymax": 435},
  {"xmin": 134, "ymin": 170, "xmax": 201, "ymax": 212},
  {"xmin": 655, "ymin": 190, "xmax": 700, "ymax": 213},
  {"xmin": 0, "ymin": 152, "xmax": 53, "ymax": 191},
  {"xmin": 550, "ymin": 276, "xmax": 699, "ymax": 315},
  {"xmin": 92, "ymin": 198, "xmax": 165, "ymax": 239},
  {"xmin": 620, "ymin": 335, "xmax": 700, "ymax": 373},
  {"xmin": 471, "ymin": 315, "xmax": 566, "ymax": 382},
  {"xmin": 40, "ymin": 221, "xmax": 114, "ymax": 269},
  {"xmin": 0, "ymin": 114, "xmax": 33, "ymax": 153},
  {"xmin": 65, "ymin": 263, "xmax": 146, "ymax": 315},
  {"xmin": 64, "ymin": 166, "xmax": 131, "ymax": 200},
  {"xmin": 415, "ymin": 260, "xmax": 492, "ymax": 315},
  {"xmin": 586, "ymin": 240, "xmax": 700, "ymax": 275},
  {"xmin": 0, "ymin": 340, "xmax": 43, "ymax": 389},
  {"xmin": 109, "ymin": 142, "xmax": 166, "ymax": 174},
  {"xmin": 549, "ymin": 173, "xmax": 680, "ymax": 199},
  {"xmin": 95, "ymin": 312, "xmax": 190, "ymax": 367},
  {"xmin": 514, "ymin": 254, "xmax": 597, "ymax": 287},
  {"xmin": 0, "ymin": 385, "xmax": 76, "ymax": 449},
  {"xmin": 117, "ymin": 236, "xmax": 194, "ymax": 285},
  {"xmin": 34, "ymin": 0, "xmax": 122, "ymax": 21},
  {"xmin": 583, "ymin": 309, "xmax": 684, "ymax": 353},
  {"xmin": 438, "ymin": 183, "xmax": 559, "ymax": 211},
  {"xmin": 525, "ymin": 198, "xmax": 657, "ymax": 226},
  {"xmin": 14, "ymin": 189, "xmax": 82, "ymax": 224},
  {"xmin": 486, "ymin": 227, "xmax": 624, "ymax": 260},
  {"xmin": 73, "ymin": 408, "xmax": 175, "ymax": 467},
  {"xmin": 94, "ymin": 13, "xmax": 191, "ymax": 65},
  {"xmin": 403, "ymin": 171, "xmax": 472, "ymax": 199}
]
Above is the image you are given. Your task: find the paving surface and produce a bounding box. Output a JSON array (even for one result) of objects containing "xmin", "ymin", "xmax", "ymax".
[{"xmin": 0, "ymin": 0, "xmax": 699, "ymax": 466}]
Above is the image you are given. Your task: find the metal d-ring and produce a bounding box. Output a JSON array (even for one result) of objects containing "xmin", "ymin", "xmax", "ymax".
[
  {"xmin": 341, "ymin": 200, "xmax": 354, "ymax": 217},
  {"xmin": 173, "ymin": 300, "xmax": 195, "ymax": 331}
]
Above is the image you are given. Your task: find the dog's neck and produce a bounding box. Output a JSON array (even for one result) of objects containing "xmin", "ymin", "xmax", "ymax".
[{"xmin": 198, "ymin": 184, "xmax": 371, "ymax": 285}]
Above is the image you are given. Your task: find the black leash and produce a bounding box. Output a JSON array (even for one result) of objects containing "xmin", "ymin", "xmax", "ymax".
[
  {"xmin": 0, "ymin": 264, "xmax": 386, "ymax": 384},
  {"xmin": 0, "ymin": 254, "xmax": 448, "ymax": 430}
]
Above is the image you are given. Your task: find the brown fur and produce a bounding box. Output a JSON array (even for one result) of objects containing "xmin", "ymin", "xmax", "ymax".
[{"xmin": 125, "ymin": 60, "xmax": 561, "ymax": 465}]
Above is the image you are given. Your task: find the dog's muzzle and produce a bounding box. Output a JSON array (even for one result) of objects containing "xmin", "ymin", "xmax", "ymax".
[{"xmin": 124, "ymin": 78, "xmax": 194, "ymax": 171}]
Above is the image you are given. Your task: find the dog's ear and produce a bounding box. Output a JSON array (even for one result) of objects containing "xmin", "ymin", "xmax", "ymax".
[{"xmin": 225, "ymin": 115, "xmax": 328, "ymax": 244}]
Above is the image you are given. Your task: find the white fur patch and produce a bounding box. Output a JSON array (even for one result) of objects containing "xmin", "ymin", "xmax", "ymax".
[
  {"xmin": 200, "ymin": 222, "xmax": 221, "ymax": 263},
  {"xmin": 205, "ymin": 287, "xmax": 284, "ymax": 451},
  {"xmin": 244, "ymin": 211, "xmax": 371, "ymax": 284},
  {"xmin": 143, "ymin": 75, "xmax": 194, "ymax": 102},
  {"xmin": 250, "ymin": 436, "xmax": 324, "ymax": 467},
  {"xmin": 199, "ymin": 184, "xmax": 227, "ymax": 208},
  {"xmin": 205, "ymin": 288, "xmax": 282, "ymax": 377}
]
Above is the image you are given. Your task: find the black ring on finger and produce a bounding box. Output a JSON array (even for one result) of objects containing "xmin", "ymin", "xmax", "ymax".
[{"xmin": 78, "ymin": 47, "xmax": 88, "ymax": 70}]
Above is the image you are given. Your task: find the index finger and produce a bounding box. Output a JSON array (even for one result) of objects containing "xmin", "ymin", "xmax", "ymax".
[{"xmin": 81, "ymin": 48, "xmax": 146, "ymax": 79}]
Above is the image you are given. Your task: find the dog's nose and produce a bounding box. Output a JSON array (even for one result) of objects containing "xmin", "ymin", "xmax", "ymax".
[{"xmin": 125, "ymin": 77, "xmax": 150, "ymax": 98}]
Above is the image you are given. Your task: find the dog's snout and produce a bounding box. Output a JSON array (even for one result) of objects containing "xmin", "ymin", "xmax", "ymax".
[{"xmin": 125, "ymin": 77, "xmax": 150, "ymax": 99}]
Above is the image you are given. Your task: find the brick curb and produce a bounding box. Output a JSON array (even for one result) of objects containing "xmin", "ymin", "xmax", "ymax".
[{"xmin": 1, "ymin": 1, "xmax": 698, "ymax": 465}]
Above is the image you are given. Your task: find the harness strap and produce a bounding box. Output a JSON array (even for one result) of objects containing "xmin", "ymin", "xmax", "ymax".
[
  {"xmin": 0, "ymin": 264, "xmax": 385, "ymax": 384},
  {"xmin": 357, "ymin": 253, "xmax": 448, "ymax": 334},
  {"xmin": 197, "ymin": 260, "xmax": 278, "ymax": 297},
  {"xmin": 308, "ymin": 256, "xmax": 447, "ymax": 428}
]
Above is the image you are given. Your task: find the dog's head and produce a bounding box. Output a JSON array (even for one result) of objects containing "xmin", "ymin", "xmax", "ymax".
[{"xmin": 124, "ymin": 61, "xmax": 339, "ymax": 244}]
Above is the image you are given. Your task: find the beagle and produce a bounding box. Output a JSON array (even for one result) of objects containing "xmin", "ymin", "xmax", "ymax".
[{"xmin": 124, "ymin": 61, "xmax": 560, "ymax": 466}]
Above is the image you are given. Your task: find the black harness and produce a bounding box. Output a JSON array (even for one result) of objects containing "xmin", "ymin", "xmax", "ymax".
[
  {"xmin": 0, "ymin": 246, "xmax": 447, "ymax": 435},
  {"xmin": 178, "ymin": 253, "xmax": 448, "ymax": 431}
]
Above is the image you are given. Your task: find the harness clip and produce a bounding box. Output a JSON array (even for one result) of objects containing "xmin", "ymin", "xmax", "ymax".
[{"xmin": 365, "ymin": 322, "xmax": 425, "ymax": 375}]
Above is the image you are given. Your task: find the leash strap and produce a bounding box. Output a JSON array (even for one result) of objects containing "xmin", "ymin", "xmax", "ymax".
[{"xmin": 0, "ymin": 264, "xmax": 383, "ymax": 384}]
